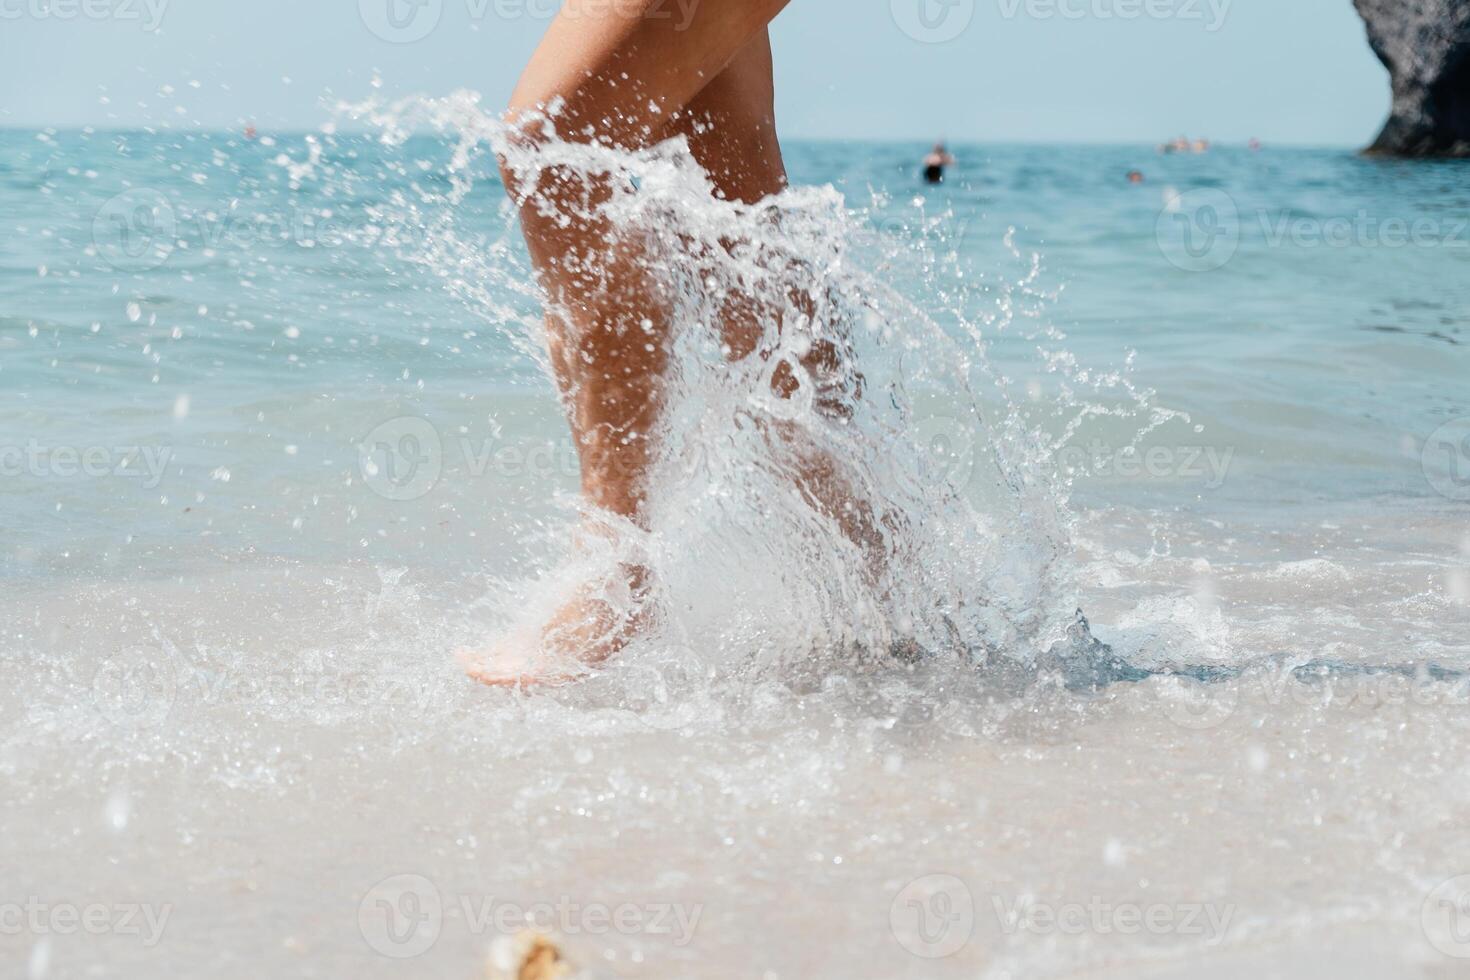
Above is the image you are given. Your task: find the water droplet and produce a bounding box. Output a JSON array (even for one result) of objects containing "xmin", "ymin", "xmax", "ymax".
[{"xmin": 105, "ymin": 790, "xmax": 131, "ymax": 831}]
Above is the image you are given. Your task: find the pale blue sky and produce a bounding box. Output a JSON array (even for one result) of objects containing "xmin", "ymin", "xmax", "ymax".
[{"xmin": 0, "ymin": 0, "xmax": 1388, "ymax": 145}]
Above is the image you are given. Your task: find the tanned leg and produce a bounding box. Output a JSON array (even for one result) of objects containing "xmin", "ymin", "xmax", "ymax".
[
  {"xmin": 461, "ymin": 2, "xmax": 793, "ymax": 688},
  {"xmin": 669, "ymin": 37, "xmax": 886, "ymax": 575}
]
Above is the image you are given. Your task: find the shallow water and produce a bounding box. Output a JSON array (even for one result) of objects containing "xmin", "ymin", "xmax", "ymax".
[{"xmin": 3, "ymin": 121, "xmax": 1470, "ymax": 978}]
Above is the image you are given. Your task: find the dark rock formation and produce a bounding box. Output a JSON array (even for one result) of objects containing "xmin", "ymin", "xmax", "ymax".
[{"xmin": 1354, "ymin": 0, "xmax": 1470, "ymax": 156}]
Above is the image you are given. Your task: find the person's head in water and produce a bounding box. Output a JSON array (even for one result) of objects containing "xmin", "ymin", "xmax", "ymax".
[
  {"xmin": 1127, "ymin": 170, "xmax": 1144, "ymax": 184},
  {"xmin": 923, "ymin": 142, "xmax": 955, "ymax": 184}
]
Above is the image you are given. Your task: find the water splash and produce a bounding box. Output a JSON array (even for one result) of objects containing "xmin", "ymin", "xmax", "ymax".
[{"xmin": 336, "ymin": 90, "xmax": 1181, "ymax": 685}]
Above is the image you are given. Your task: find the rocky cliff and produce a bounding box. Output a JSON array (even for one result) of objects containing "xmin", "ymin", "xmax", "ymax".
[{"xmin": 1354, "ymin": 0, "xmax": 1470, "ymax": 155}]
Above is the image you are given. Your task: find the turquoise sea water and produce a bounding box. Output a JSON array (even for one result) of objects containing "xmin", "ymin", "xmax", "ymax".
[
  {"xmin": 5, "ymin": 126, "xmax": 1470, "ymax": 980},
  {"xmin": 2, "ymin": 129, "xmax": 1468, "ymax": 586}
]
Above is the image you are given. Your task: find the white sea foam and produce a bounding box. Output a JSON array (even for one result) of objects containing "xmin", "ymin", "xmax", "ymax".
[
  {"xmin": 335, "ymin": 91, "xmax": 1184, "ymax": 680},
  {"xmin": 5, "ymin": 114, "xmax": 1470, "ymax": 980}
]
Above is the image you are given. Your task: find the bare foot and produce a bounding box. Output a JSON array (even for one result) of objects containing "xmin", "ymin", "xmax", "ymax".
[{"xmin": 458, "ymin": 566, "xmax": 651, "ymax": 689}]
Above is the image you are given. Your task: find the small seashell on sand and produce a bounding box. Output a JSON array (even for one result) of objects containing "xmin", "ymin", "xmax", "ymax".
[{"xmin": 485, "ymin": 931, "xmax": 571, "ymax": 980}]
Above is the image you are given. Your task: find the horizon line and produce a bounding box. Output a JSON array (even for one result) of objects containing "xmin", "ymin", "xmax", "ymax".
[{"xmin": 0, "ymin": 124, "xmax": 1370, "ymax": 152}]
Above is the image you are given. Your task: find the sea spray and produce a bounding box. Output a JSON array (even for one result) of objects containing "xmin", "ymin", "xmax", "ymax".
[{"xmin": 333, "ymin": 91, "xmax": 1180, "ymax": 692}]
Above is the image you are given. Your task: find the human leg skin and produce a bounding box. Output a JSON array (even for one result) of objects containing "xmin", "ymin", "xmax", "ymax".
[
  {"xmin": 461, "ymin": 3, "xmax": 793, "ymax": 688},
  {"xmin": 667, "ymin": 36, "xmax": 887, "ymax": 576}
]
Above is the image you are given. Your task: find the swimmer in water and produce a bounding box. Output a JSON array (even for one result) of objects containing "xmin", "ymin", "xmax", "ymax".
[
  {"xmin": 1126, "ymin": 170, "xmax": 1144, "ymax": 184},
  {"xmin": 458, "ymin": 0, "xmax": 876, "ymax": 686},
  {"xmin": 922, "ymin": 142, "xmax": 956, "ymax": 184}
]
